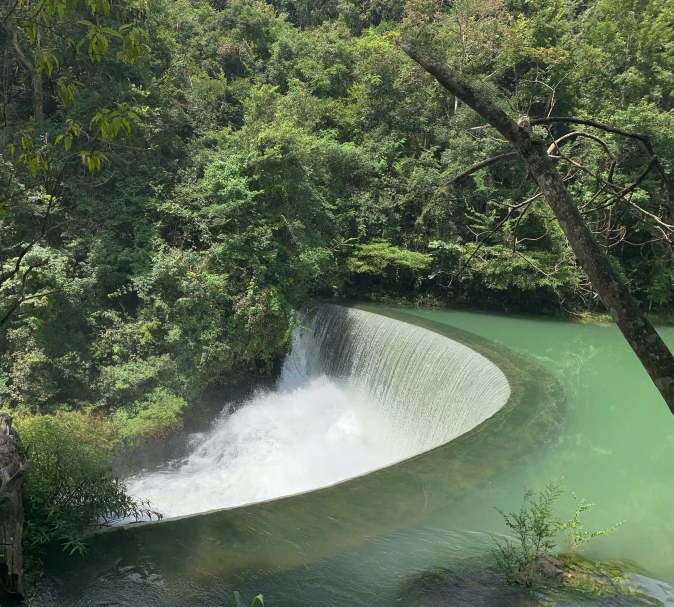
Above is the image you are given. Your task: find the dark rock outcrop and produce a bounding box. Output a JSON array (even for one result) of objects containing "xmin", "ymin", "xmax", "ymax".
[{"xmin": 0, "ymin": 413, "xmax": 31, "ymax": 603}]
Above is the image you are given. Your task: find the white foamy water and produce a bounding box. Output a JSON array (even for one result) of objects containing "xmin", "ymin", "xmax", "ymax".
[
  {"xmin": 127, "ymin": 377, "xmax": 395, "ymax": 518},
  {"xmin": 126, "ymin": 305, "xmax": 511, "ymax": 520}
]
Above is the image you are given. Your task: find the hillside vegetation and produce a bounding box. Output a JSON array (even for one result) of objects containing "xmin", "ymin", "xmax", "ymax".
[{"xmin": 1, "ymin": 0, "xmax": 673, "ymax": 573}]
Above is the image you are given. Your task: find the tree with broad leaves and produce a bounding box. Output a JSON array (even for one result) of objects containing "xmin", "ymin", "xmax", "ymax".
[{"xmin": 0, "ymin": 0, "xmax": 148, "ymax": 329}]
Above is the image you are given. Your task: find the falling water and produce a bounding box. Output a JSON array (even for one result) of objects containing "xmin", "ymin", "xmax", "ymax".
[
  {"xmin": 126, "ymin": 305, "xmax": 511, "ymax": 519},
  {"xmin": 296, "ymin": 305, "xmax": 511, "ymax": 454}
]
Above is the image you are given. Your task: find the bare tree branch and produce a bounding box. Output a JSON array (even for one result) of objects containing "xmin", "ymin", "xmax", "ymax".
[
  {"xmin": 450, "ymin": 151, "xmax": 519, "ymax": 184},
  {"xmin": 532, "ymin": 116, "xmax": 672, "ymax": 214},
  {"xmin": 547, "ymin": 131, "xmax": 616, "ymax": 182},
  {"xmin": 398, "ymin": 40, "xmax": 674, "ymax": 416}
]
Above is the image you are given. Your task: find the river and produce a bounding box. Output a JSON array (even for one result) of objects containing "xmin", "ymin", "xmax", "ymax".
[{"xmin": 34, "ymin": 304, "xmax": 674, "ymax": 606}]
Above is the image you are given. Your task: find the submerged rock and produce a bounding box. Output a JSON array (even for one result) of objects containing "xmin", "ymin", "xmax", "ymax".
[
  {"xmin": 623, "ymin": 572, "xmax": 674, "ymax": 606},
  {"xmin": 396, "ymin": 565, "xmax": 544, "ymax": 606},
  {"xmin": 396, "ymin": 557, "xmax": 673, "ymax": 606},
  {"xmin": 547, "ymin": 557, "xmax": 674, "ymax": 606}
]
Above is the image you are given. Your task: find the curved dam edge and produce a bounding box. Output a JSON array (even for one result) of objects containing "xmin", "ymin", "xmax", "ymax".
[
  {"xmin": 109, "ymin": 303, "xmax": 517, "ymax": 530},
  {"xmin": 105, "ymin": 304, "xmax": 563, "ymax": 530},
  {"xmin": 298, "ymin": 304, "xmax": 512, "ymax": 456},
  {"xmin": 42, "ymin": 304, "xmax": 566, "ymax": 584}
]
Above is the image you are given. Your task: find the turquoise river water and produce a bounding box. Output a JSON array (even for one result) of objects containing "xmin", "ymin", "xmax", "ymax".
[{"xmin": 35, "ymin": 305, "xmax": 674, "ymax": 606}]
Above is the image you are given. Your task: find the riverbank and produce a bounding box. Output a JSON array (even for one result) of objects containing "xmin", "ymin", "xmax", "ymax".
[{"xmin": 346, "ymin": 292, "xmax": 674, "ymax": 327}]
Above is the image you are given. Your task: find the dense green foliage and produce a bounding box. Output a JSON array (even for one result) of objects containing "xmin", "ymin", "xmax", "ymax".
[
  {"xmin": 2, "ymin": 0, "xmax": 674, "ymax": 421},
  {"xmin": 1, "ymin": 0, "xmax": 673, "ymax": 565},
  {"xmin": 17, "ymin": 412, "xmax": 155, "ymax": 558}
]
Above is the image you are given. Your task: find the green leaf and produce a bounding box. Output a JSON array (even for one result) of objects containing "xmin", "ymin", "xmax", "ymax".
[
  {"xmin": 24, "ymin": 20, "xmax": 37, "ymax": 42},
  {"xmin": 101, "ymin": 27, "xmax": 123, "ymax": 38}
]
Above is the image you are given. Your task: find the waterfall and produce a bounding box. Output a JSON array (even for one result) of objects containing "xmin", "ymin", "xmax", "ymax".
[
  {"xmin": 126, "ymin": 305, "xmax": 511, "ymax": 519},
  {"xmin": 290, "ymin": 305, "xmax": 511, "ymax": 455}
]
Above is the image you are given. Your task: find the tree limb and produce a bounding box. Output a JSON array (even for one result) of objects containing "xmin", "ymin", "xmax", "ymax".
[
  {"xmin": 398, "ymin": 40, "xmax": 674, "ymax": 416},
  {"xmin": 532, "ymin": 116, "xmax": 672, "ymax": 215},
  {"xmin": 450, "ymin": 151, "xmax": 519, "ymax": 184},
  {"xmin": 547, "ymin": 131, "xmax": 616, "ymax": 182}
]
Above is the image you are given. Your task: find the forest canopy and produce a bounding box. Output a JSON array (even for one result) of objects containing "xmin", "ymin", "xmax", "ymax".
[{"xmin": 1, "ymin": 0, "xmax": 673, "ymax": 430}]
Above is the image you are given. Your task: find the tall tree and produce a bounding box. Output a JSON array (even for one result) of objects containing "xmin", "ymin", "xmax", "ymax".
[
  {"xmin": 0, "ymin": 0, "xmax": 148, "ymax": 328},
  {"xmin": 398, "ymin": 40, "xmax": 674, "ymax": 416}
]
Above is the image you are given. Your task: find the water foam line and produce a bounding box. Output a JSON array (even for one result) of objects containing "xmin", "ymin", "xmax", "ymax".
[{"xmin": 126, "ymin": 305, "xmax": 511, "ymax": 519}]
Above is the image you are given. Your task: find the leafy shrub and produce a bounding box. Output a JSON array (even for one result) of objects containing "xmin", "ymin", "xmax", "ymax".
[
  {"xmin": 17, "ymin": 412, "xmax": 156, "ymax": 557},
  {"xmin": 113, "ymin": 387, "xmax": 187, "ymax": 442},
  {"xmin": 559, "ymin": 492, "xmax": 625, "ymax": 557},
  {"xmin": 492, "ymin": 480, "xmax": 563, "ymax": 586},
  {"xmin": 346, "ymin": 240, "xmax": 432, "ymax": 276},
  {"xmin": 345, "ymin": 239, "xmax": 432, "ymax": 295},
  {"xmin": 492, "ymin": 480, "xmax": 624, "ymax": 587}
]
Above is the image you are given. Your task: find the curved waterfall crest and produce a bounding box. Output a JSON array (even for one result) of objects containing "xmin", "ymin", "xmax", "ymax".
[
  {"xmin": 125, "ymin": 304, "xmax": 512, "ymax": 520},
  {"xmin": 289, "ymin": 304, "xmax": 512, "ymax": 455}
]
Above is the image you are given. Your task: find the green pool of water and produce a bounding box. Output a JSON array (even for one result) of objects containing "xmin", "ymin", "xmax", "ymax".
[
  {"xmin": 398, "ymin": 306, "xmax": 674, "ymax": 584},
  {"xmin": 36, "ymin": 306, "xmax": 674, "ymax": 606}
]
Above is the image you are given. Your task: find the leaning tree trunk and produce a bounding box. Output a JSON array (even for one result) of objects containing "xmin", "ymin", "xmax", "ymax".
[
  {"xmin": 0, "ymin": 413, "xmax": 31, "ymax": 603},
  {"xmin": 398, "ymin": 41, "xmax": 674, "ymax": 416}
]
